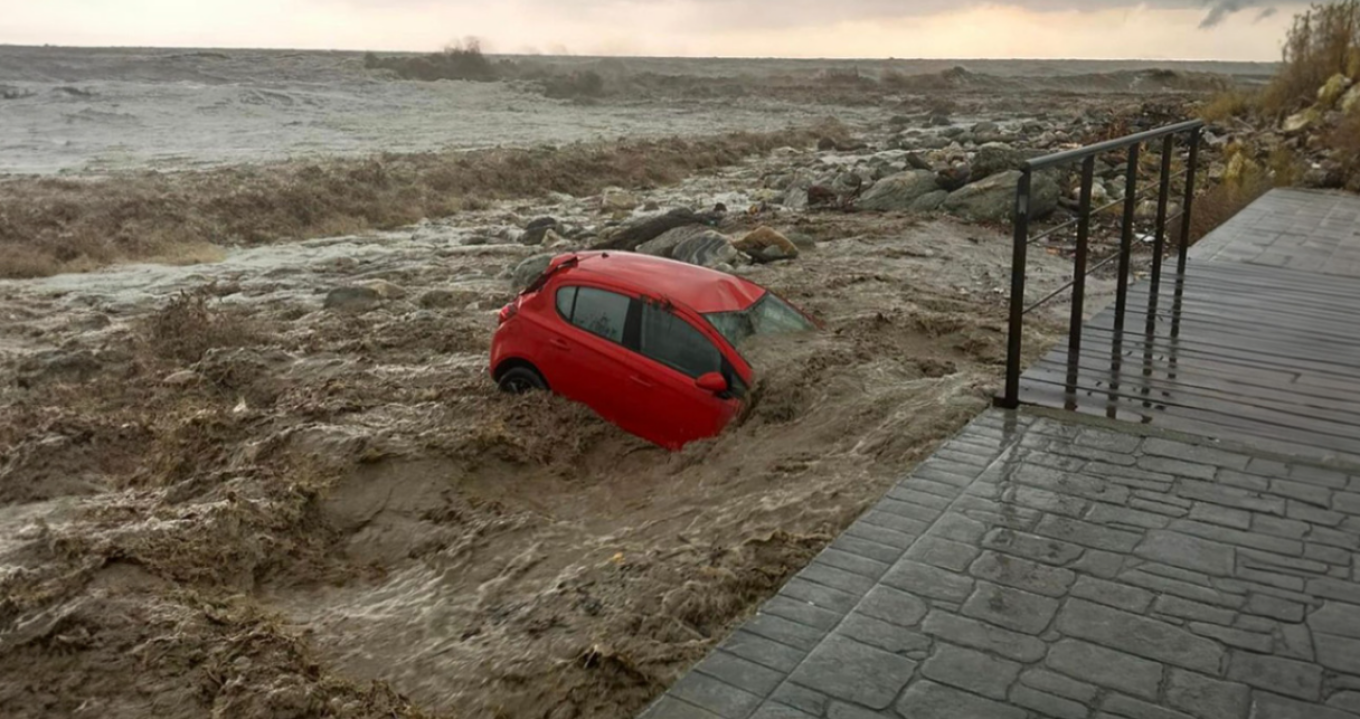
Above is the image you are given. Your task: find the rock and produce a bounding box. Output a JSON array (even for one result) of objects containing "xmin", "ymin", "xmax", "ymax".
[
  {"xmin": 642, "ymin": 200, "xmax": 661, "ymax": 211},
  {"xmin": 671, "ymin": 231, "xmax": 740, "ymax": 269},
  {"xmin": 1021, "ymin": 121, "xmax": 1045, "ymax": 134},
  {"xmin": 637, "ymin": 225, "xmax": 712, "ymax": 258},
  {"xmin": 734, "ymin": 226, "xmax": 799, "ymax": 263},
  {"xmin": 909, "ymin": 190, "xmax": 949, "ymax": 212},
  {"xmin": 928, "ymin": 113, "xmax": 951, "ymax": 126},
  {"xmin": 601, "ymin": 188, "xmax": 638, "ymax": 212},
  {"xmin": 941, "ymin": 126, "xmax": 966, "ymax": 139},
  {"xmin": 973, "ymin": 120, "xmax": 999, "ymax": 134},
  {"xmin": 1319, "ymin": 73, "xmax": 1352, "ymax": 108},
  {"xmin": 521, "ymin": 217, "xmax": 559, "ymax": 246},
  {"xmin": 363, "ymin": 280, "xmax": 406, "ymax": 300},
  {"xmin": 941, "ymin": 170, "xmax": 1059, "ymax": 222},
  {"xmin": 807, "ymin": 185, "xmax": 840, "ymax": 207},
  {"xmin": 857, "ymin": 170, "xmax": 941, "ymax": 211},
  {"xmin": 418, "ymin": 289, "xmax": 459, "ymax": 308},
  {"xmin": 1343, "ymin": 84, "xmax": 1360, "ymax": 114},
  {"xmin": 1135, "ymin": 199, "xmax": 1160, "ymax": 220},
  {"xmin": 593, "ymin": 208, "xmax": 712, "ymax": 251},
  {"xmin": 542, "ymin": 229, "xmax": 573, "ymax": 249},
  {"xmin": 832, "ymin": 172, "xmax": 866, "ymax": 196},
  {"xmin": 1090, "ymin": 183, "xmax": 1110, "ymax": 205},
  {"xmin": 511, "ymin": 253, "xmax": 555, "ymax": 290},
  {"xmin": 786, "ymin": 232, "xmax": 817, "ymax": 250},
  {"xmin": 936, "ymin": 164, "xmax": 971, "ymax": 192},
  {"xmin": 817, "ymin": 137, "xmax": 837, "ymax": 151},
  {"xmin": 324, "ymin": 286, "xmax": 383, "ymax": 312},
  {"xmin": 1282, "ymin": 108, "xmax": 1320, "ymax": 134},
  {"xmin": 18, "ymin": 349, "xmax": 101, "ymax": 386},
  {"xmin": 971, "ymin": 144, "xmax": 1024, "ymax": 181},
  {"xmin": 163, "ymin": 370, "xmax": 201, "ymax": 386},
  {"xmin": 906, "ymin": 152, "xmax": 932, "ymax": 171},
  {"xmin": 889, "ymin": 115, "xmax": 912, "ymax": 126}
]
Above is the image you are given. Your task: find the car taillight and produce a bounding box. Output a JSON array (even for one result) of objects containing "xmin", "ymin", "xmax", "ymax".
[{"xmin": 498, "ymin": 302, "xmax": 518, "ymax": 325}]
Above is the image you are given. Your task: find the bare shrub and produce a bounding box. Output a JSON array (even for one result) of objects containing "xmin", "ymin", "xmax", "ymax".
[
  {"xmin": 1261, "ymin": 1, "xmax": 1360, "ymax": 114},
  {"xmin": 140, "ymin": 287, "xmax": 262, "ymax": 364},
  {"xmin": 1198, "ymin": 89, "xmax": 1258, "ymax": 122}
]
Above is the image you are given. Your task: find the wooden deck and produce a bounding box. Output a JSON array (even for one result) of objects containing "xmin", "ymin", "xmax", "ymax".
[{"xmin": 1018, "ymin": 189, "xmax": 1360, "ymax": 464}]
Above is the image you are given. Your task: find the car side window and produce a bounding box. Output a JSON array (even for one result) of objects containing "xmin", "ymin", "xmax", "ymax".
[
  {"xmin": 555, "ymin": 286, "xmax": 578, "ymax": 320},
  {"xmin": 569, "ymin": 287, "xmax": 630, "ymax": 343},
  {"xmin": 640, "ymin": 303, "xmax": 722, "ymax": 379}
]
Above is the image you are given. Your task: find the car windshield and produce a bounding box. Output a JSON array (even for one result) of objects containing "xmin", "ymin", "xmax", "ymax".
[{"xmin": 703, "ymin": 292, "xmax": 815, "ymax": 351}]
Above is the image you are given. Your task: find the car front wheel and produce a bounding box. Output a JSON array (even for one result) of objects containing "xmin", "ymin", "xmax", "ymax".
[{"xmin": 498, "ymin": 366, "xmax": 547, "ymax": 394}]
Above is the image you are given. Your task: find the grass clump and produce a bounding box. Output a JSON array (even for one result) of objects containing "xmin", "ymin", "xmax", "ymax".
[
  {"xmin": 140, "ymin": 286, "xmax": 262, "ymax": 364},
  {"xmin": 1261, "ymin": 1, "xmax": 1360, "ymax": 114}
]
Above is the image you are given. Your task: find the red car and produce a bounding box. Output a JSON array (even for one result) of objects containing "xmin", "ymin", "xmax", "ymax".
[{"xmin": 490, "ymin": 251, "xmax": 816, "ymax": 450}]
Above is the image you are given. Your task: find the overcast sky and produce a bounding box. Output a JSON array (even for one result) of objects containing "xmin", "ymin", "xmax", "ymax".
[{"xmin": 2, "ymin": 0, "xmax": 1302, "ymax": 60}]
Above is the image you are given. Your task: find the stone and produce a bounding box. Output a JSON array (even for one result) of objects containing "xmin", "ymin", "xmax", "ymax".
[
  {"xmin": 1135, "ymin": 531, "xmax": 1235, "ymax": 576},
  {"xmin": 1034, "ymin": 515, "xmax": 1143, "ymax": 553},
  {"xmin": 510, "ymin": 253, "xmax": 556, "ymax": 290},
  {"xmin": 941, "ymin": 170, "xmax": 1059, "ymax": 222},
  {"xmin": 856, "ymin": 170, "xmax": 941, "ymax": 211},
  {"xmin": 920, "ymin": 611, "xmax": 1046, "ymax": 662},
  {"xmin": 602, "ymin": 188, "xmax": 639, "ymax": 212},
  {"xmin": 1021, "ymin": 669, "xmax": 1097, "ymax": 703},
  {"xmin": 637, "ymin": 225, "xmax": 712, "ymax": 258},
  {"xmin": 1056, "ymin": 599, "xmax": 1224, "ymax": 673},
  {"xmin": 1282, "ymin": 108, "xmax": 1320, "ymax": 134},
  {"xmin": 750, "ymin": 704, "xmax": 818, "ymax": 719},
  {"xmin": 1226, "ymin": 652, "xmax": 1322, "ymax": 700},
  {"xmin": 720, "ymin": 631, "xmax": 806, "ymax": 673},
  {"xmin": 671, "ymin": 231, "xmax": 740, "ymax": 270},
  {"xmin": 1047, "ymin": 639, "xmax": 1163, "ymax": 700},
  {"xmin": 881, "ymin": 560, "xmax": 975, "ymax": 603},
  {"xmin": 1101, "ymin": 694, "xmax": 1195, "ymax": 719},
  {"xmin": 1071, "ymin": 576, "xmax": 1153, "ymax": 612},
  {"xmin": 895, "ymin": 680, "xmax": 1026, "ymax": 719},
  {"xmin": 906, "ymin": 537, "xmax": 979, "ymax": 572},
  {"xmin": 734, "ymin": 226, "xmax": 800, "ymax": 263},
  {"xmin": 857, "ymin": 585, "xmax": 929, "ymax": 627},
  {"xmin": 743, "ymin": 614, "xmax": 826, "ymax": 652},
  {"xmin": 1316, "ymin": 633, "xmax": 1360, "ymax": 674},
  {"xmin": 639, "ymin": 696, "xmax": 721, "ymax": 719},
  {"xmin": 1253, "ymin": 692, "xmax": 1359, "ymax": 719},
  {"xmin": 1011, "ymin": 686, "xmax": 1086, "ymax": 719},
  {"xmin": 1343, "ymin": 84, "xmax": 1360, "ymax": 114},
  {"xmin": 970, "ymin": 145, "xmax": 1024, "ymax": 181},
  {"xmin": 1309, "ymin": 602, "xmax": 1360, "ymax": 639},
  {"xmin": 787, "ymin": 636, "xmax": 917, "ymax": 709},
  {"xmin": 1243, "ymin": 594, "xmax": 1305, "ymax": 622},
  {"xmin": 935, "ymin": 164, "xmax": 971, "ymax": 192},
  {"xmin": 961, "ymin": 581, "xmax": 1060, "ymax": 635},
  {"xmin": 521, "ymin": 216, "xmax": 560, "ymax": 245},
  {"xmin": 968, "ymin": 551, "xmax": 1075, "ymax": 597},
  {"xmin": 1187, "ymin": 623, "xmax": 1273, "ymax": 653},
  {"xmin": 920, "ymin": 643, "xmax": 1020, "ymax": 699},
  {"xmin": 363, "ymin": 279, "xmax": 406, "ymax": 299},
  {"xmin": 694, "ymin": 651, "xmax": 787, "ymax": 696},
  {"xmin": 1153, "ymin": 596, "xmax": 1235, "ymax": 625},
  {"xmin": 595, "ymin": 208, "xmax": 714, "ymax": 251},
  {"xmin": 839, "ymin": 614, "xmax": 932, "ymax": 654},
  {"xmin": 982, "ymin": 528, "xmax": 1083, "ymax": 565},
  {"xmin": 1166, "ymin": 669, "xmax": 1250, "ymax": 719},
  {"xmin": 162, "ymin": 370, "xmax": 200, "ymax": 386},
  {"xmin": 323, "ymin": 285, "xmax": 382, "ymax": 312},
  {"xmin": 1319, "ymin": 72, "xmax": 1353, "ymax": 107},
  {"xmin": 668, "ymin": 672, "xmax": 763, "ymax": 718}
]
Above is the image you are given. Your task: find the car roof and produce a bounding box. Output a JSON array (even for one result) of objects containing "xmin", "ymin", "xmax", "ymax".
[{"xmin": 554, "ymin": 251, "xmax": 767, "ymax": 314}]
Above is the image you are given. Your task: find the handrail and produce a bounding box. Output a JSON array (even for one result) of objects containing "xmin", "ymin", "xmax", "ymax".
[{"xmin": 997, "ymin": 119, "xmax": 1205, "ymax": 409}]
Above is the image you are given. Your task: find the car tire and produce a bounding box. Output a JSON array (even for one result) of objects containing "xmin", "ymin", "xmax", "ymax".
[{"xmin": 498, "ymin": 366, "xmax": 547, "ymax": 394}]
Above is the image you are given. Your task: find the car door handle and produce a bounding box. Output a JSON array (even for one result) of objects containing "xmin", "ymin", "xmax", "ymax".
[
  {"xmin": 630, "ymin": 375, "xmax": 654, "ymax": 388},
  {"xmin": 550, "ymin": 338, "xmax": 571, "ymax": 351}
]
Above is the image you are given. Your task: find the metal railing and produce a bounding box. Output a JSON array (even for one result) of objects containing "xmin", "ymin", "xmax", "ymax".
[{"xmin": 996, "ymin": 119, "xmax": 1204, "ymax": 409}]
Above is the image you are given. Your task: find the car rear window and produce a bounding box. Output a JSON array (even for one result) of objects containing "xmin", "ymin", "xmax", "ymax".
[
  {"xmin": 568, "ymin": 287, "xmax": 630, "ymax": 343},
  {"xmin": 640, "ymin": 303, "xmax": 723, "ymax": 379},
  {"xmin": 555, "ymin": 286, "xmax": 577, "ymax": 319}
]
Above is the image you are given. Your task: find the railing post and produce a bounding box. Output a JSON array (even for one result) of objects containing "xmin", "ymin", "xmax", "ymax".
[
  {"xmin": 1150, "ymin": 134, "xmax": 1175, "ymax": 314},
  {"xmin": 1178, "ymin": 127, "xmax": 1201, "ymax": 276},
  {"xmin": 1114, "ymin": 143, "xmax": 1142, "ymax": 336},
  {"xmin": 1066, "ymin": 156, "xmax": 1096, "ymax": 409},
  {"xmin": 999, "ymin": 168, "xmax": 1033, "ymax": 410}
]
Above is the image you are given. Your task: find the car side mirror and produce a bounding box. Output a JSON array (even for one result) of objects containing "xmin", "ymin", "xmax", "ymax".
[{"xmin": 695, "ymin": 372, "xmax": 728, "ymax": 394}]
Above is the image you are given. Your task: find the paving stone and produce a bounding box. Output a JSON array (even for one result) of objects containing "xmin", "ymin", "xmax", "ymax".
[
  {"xmin": 1071, "ymin": 575, "xmax": 1154, "ymax": 612},
  {"xmin": 1166, "ymin": 669, "xmax": 1251, "ymax": 719},
  {"xmin": 1010, "ymin": 685, "xmax": 1087, "ymax": 719},
  {"xmin": 1334, "ymin": 492, "xmax": 1360, "ymax": 516},
  {"xmin": 1168, "ymin": 519, "xmax": 1303, "ymax": 556},
  {"xmin": 961, "ymin": 581, "xmax": 1060, "ymax": 635},
  {"xmin": 669, "ymin": 671, "xmax": 764, "ymax": 718},
  {"xmin": 1316, "ymin": 633, "xmax": 1360, "ymax": 675},
  {"xmin": 887, "ymin": 487, "xmax": 952, "ymax": 510},
  {"xmin": 1075, "ymin": 428, "xmax": 1142, "ymax": 453},
  {"xmin": 920, "ymin": 611, "xmax": 1047, "ymax": 662},
  {"xmin": 769, "ymin": 684, "xmax": 830, "ymax": 717},
  {"xmin": 1090, "ymin": 503, "xmax": 1174, "ymax": 530},
  {"xmin": 831, "ymin": 534, "xmax": 905, "ymax": 565},
  {"xmin": 1131, "ymin": 497, "xmax": 1192, "ymax": 517},
  {"xmin": 845, "ymin": 521, "xmax": 917, "ymax": 550},
  {"xmin": 1327, "ymin": 691, "xmax": 1360, "ymax": 714},
  {"xmin": 745, "ymin": 614, "xmax": 828, "ymax": 652},
  {"xmin": 983, "ymin": 528, "xmax": 1085, "ymax": 565},
  {"xmin": 1271, "ymin": 479, "xmax": 1333, "ymax": 507},
  {"xmin": 781, "ymin": 578, "xmax": 862, "ymax": 614},
  {"xmin": 1251, "ymin": 691, "xmax": 1360, "ymax": 719},
  {"xmin": 1020, "ymin": 668, "xmax": 1098, "ymax": 703},
  {"xmin": 1142, "ymin": 561, "xmax": 1217, "ymax": 586},
  {"xmin": 1096, "ymin": 462, "xmax": 1178, "ymax": 489},
  {"xmin": 1309, "ymin": 578, "xmax": 1360, "ymax": 604},
  {"xmin": 1278, "ymin": 621, "xmax": 1315, "ymax": 662},
  {"xmin": 928, "ymin": 513, "xmax": 987, "ymax": 545},
  {"xmin": 839, "ymin": 613, "xmax": 932, "ymax": 655},
  {"xmin": 862, "ymin": 511, "xmax": 932, "ymax": 539},
  {"xmin": 1239, "ymin": 547, "xmax": 1330, "ymax": 576},
  {"xmin": 765, "ymin": 596, "xmax": 844, "ymax": 631},
  {"xmin": 1056, "ymin": 599, "xmax": 1225, "ymax": 673},
  {"xmin": 858, "ymin": 585, "xmax": 929, "ymax": 628},
  {"xmin": 1307, "ymin": 526, "xmax": 1360, "ymax": 549},
  {"xmin": 1187, "ymin": 622, "xmax": 1274, "ymax": 653},
  {"xmin": 1235, "ymin": 566, "xmax": 1306, "ymax": 592},
  {"xmin": 1035, "ymin": 514, "xmax": 1144, "ymax": 553},
  {"xmin": 799, "ymin": 561, "xmax": 877, "ymax": 596},
  {"xmin": 1218, "ymin": 470, "xmax": 1271, "ymax": 491},
  {"xmin": 1246, "ymin": 457, "xmax": 1289, "ymax": 478},
  {"xmin": 640, "ymin": 696, "xmax": 723, "ymax": 719},
  {"xmin": 1153, "ymin": 595, "xmax": 1237, "ymax": 625},
  {"xmin": 1189, "ymin": 502, "xmax": 1252, "ymax": 530},
  {"xmin": 1049, "ymin": 441, "xmax": 1139, "ymax": 467},
  {"xmin": 826, "ymin": 700, "xmax": 890, "ymax": 719},
  {"xmin": 905, "ymin": 537, "xmax": 981, "ymax": 572},
  {"xmin": 1286, "ymin": 501, "xmax": 1346, "ymax": 527},
  {"xmin": 1136, "ymin": 530, "xmax": 1235, "ymax": 576},
  {"xmin": 1242, "ymin": 593, "xmax": 1306, "ymax": 622},
  {"xmin": 1068, "ymin": 548, "xmax": 1127, "ymax": 579},
  {"xmin": 749, "ymin": 703, "xmax": 819, "ymax": 719},
  {"xmin": 1308, "ymin": 601, "xmax": 1360, "ymax": 639},
  {"xmin": 1226, "ymin": 652, "xmax": 1322, "ymax": 700},
  {"xmin": 894, "ymin": 680, "xmax": 1027, "ymax": 719},
  {"xmin": 968, "ymin": 550, "xmax": 1076, "ymax": 598},
  {"xmin": 1009, "ymin": 486, "xmax": 1090, "ymax": 518},
  {"xmin": 1306, "ymin": 542, "xmax": 1356, "ymax": 566},
  {"xmin": 920, "ymin": 642, "xmax": 1020, "ymax": 700},
  {"xmin": 909, "ymin": 478, "xmax": 963, "ymax": 499},
  {"xmin": 818, "ymin": 548, "xmax": 890, "ymax": 579},
  {"xmin": 1251, "ymin": 514, "xmax": 1310, "ymax": 540},
  {"xmin": 694, "ymin": 651, "xmax": 788, "ymax": 697},
  {"xmin": 1047, "ymin": 638, "xmax": 1163, "ymax": 700},
  {"xmin": 1029, "ymin": 453, "xmax": 1088, "ymax": 473},
  {"xmin": 1012, "ymin": 464, "xmax": 1131, "ymax": 504},
  {"xmin": 788, "ymin": 636, "xmax": 918, "ymax": 710},
  {"xmin": 1143, "ymin": 438, "xmax": 1250, "ymax": 470},
  {"xmin": 1175, "ymin": 482, "xmax": 1286, "ymax": 515},
  {"xmin": 1290, "ymin": 464, "xmax": 1351, "ymax": 488},
  {"xmin": 1121, "ymin": 569, "xmax": 1241, "ymax": 607},
  {"xmin": 881, "ymin": 560, "xmax": 975, "ymax": 603},
  {"xmin": 1137, "ymin": 490, "xmax": 1194, "ymax": 508},
  {"xmin": 877, "ymin": 497, "xmax": 946, "ymax": 523},
  {"xmin": 721, "ymin": 631, "xmax": 808, "ymax": 672},
  {"xmin": 1102, "ymin": 693, "xmax": 1196, "ymax": 719}
]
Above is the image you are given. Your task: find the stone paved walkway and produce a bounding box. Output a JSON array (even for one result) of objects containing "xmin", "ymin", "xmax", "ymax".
[{"xmin": 641, "ymin": 409, "xmax": 1360, "ymax": 719}]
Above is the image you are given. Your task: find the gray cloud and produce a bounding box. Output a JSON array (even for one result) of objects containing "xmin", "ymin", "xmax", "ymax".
[{"xmin": 1256, "ymin": 6, "xmax": 1279, "ymax": 21}]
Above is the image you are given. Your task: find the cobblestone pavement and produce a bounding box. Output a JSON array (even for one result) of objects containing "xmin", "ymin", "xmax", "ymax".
[{"xmin": 641, "ymin": 409, "xmax": 1360, "ymax": 719}]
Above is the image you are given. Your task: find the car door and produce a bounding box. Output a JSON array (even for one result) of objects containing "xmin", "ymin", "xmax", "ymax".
[
  {"xmin": 633, "ymin": 300, "xmax": 744, "ymax": 449},
  {"xmin": 544, "ymin": 283, "xmax": 647, "ymax": 431}
]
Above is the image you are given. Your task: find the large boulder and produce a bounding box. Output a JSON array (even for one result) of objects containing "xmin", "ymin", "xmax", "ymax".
[
  {"xmin": 593, "ymin": 208, "xmax": 713, "ymax": 251},
  {"xmin": 970, "ymin": 144, "xmax": 1025, "ymax": 181},
  {"xmin": 511, "ymin": 253, "xmax": 555, "ymax": 290},
  {"xmin": 1343, "ymin": 84, "xmax": 1360, "ymax": 114},
  {"xmin": 1319, "ymin": 73, "xmax": 1352, "ymax": 108},
  {"xmin": 637, "ymin": 225, "xmax": 711, "ymax": 258},
  {"xmin": 520, "ymin": 217, "xmax": 559, "ymax": 245},
  {"xmin": 734, "ymin": 226, "xmax": 799, "ymax": 263},
  {"xmin": 324, "ymin": 286, "xmax": 382, "ymax": 312},
  {"xmin": 671, "ymin": 232, "xmax": 740, "ymax": 269},
  {"xmin": 856, "ymin": 170, "xmax": 940, "ymax": 211},
  {"xmin": 1282, "ymin": 108, "xmax": 1320, "ymax": 134},
  {"xmin": 941, "ymin": 170, "xmax": 1059, "ymax": 222},
  {"xmin": 909, "ymin": 190, "xmax": 949, "ymax": 212}
]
